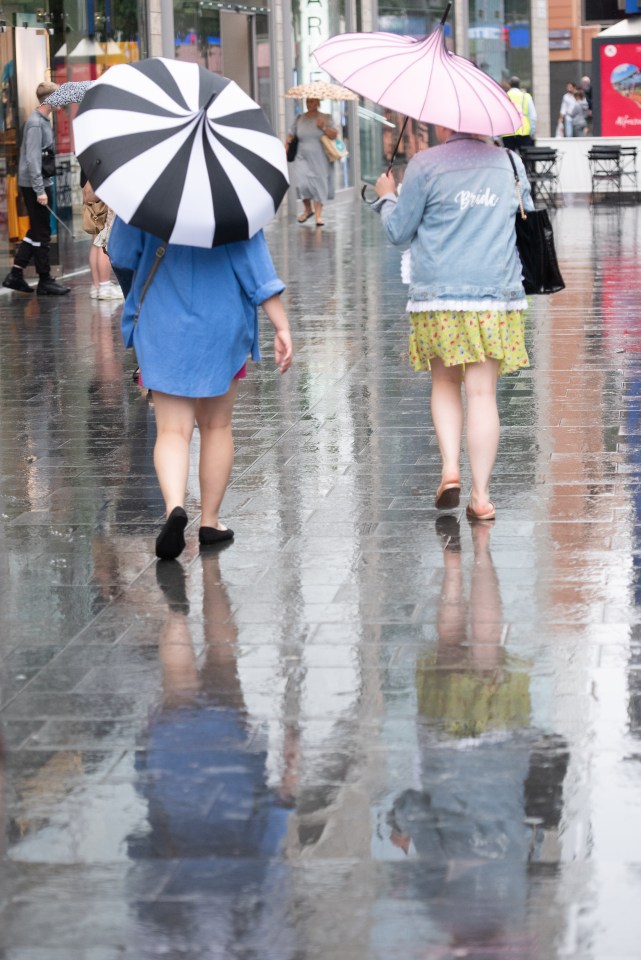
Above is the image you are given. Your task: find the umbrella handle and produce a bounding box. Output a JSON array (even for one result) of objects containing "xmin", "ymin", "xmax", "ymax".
[
  {"xmin": 440, "ymin": 2, "xmax": 452, "ymax": 24},
  {"xmin": 361, "ymin": 183, "xmax": 379, "ymax": 205}
]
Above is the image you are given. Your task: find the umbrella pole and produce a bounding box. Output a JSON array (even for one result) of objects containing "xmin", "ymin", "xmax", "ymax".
[
  {"xmin": 46, "ymin": 205, "xmax": 78, "ymax": 240},
  {"xmin": 387, "ymin": 116, "xmax": 409, "ymax": 172}
]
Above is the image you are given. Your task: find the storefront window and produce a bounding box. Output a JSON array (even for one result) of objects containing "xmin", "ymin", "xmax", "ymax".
[
  {"xmin": 0, "ymin": 0, "xmax": 143, "ymax": 269},
  {"xmin": 468, "ymin": 0, "xmax": 532, "ymax": 89},
  {"xmin": 172, "ymin": 0, "xmax": 271, "ymax": 122},
  {"xmin": 290, "ymin": 0, "xmax": 354, "ymax": 190}
]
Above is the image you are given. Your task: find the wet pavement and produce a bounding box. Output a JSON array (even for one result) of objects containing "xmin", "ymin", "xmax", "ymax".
[{"xmin": 1, "ymin": 195, "xmax": 641, "ymax": 958}]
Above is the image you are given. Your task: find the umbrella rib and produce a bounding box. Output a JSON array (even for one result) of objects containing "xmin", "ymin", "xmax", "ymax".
[{"xmin": 445, "ymin": 51, "xmax": 516, "ymax": 130}]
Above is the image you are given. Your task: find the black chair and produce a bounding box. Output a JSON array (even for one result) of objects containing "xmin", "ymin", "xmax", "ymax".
[
  {"xmin": 620, "ymin": 145, "xmax": 637, "ymax": 195},
  {"xmin": 519, "ymin": 147, "xmax": 561, "ymax": 207},
  {"xmin": 588, "ymin": 146, "xmax": 622, "ymax": 202}
]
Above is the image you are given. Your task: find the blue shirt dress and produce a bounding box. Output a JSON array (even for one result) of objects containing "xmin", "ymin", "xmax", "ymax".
[{"xmin": 109, "ymin": 218, "xmax": 286, "ymax": 398}]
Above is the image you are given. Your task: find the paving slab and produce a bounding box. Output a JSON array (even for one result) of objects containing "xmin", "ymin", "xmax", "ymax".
[{"xmin": 1, "ymin": 195, "xmax": 641, "ymax": 958}]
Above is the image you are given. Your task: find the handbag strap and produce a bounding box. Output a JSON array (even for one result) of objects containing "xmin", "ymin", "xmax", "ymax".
[
  {"xmin": 506, "ymin": 149, "xmax": 527, "ymax": 221},
  {"xmin": 133, "ymin": 244, "xmax": 166, "ymax": 325}
]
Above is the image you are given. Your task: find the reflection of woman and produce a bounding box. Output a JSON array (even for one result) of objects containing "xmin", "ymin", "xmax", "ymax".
[
  {"xmin": 388, "ymin": 521, "xmax": 538, "ymax": 956},
  {"xmin": 286, "ymin": 98, "xmax": 337, "ymax": 227},
  {"xmin": 374, "ymin": 127, "xmax": 533, "ymax": 521}
]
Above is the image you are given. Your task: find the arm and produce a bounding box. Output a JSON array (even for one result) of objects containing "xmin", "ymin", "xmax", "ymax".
[
  {"xmin": 527, "ymin": 96, "xmax": 537, "ymax": 138},
  {"xmin": 286, "ymin": 117, "xmax": 298, "ymax": 147},
  {"xmin": 261, "ymin": 294, "xmax": 293, "ymax": 373},
  {"xmin": 22, "ymin": 123, "xmax": 46, "ymax": 201},
  {"xmin": 373, "ymin": 159, "xmax": 429, "ymax": 246},
  {"xmin": 316, "ymin": 113, "xmax": 338, "ymax": 140},
  {"xmin": 512, "ymin": 152, "xmax": 535, "ymax": 213}
]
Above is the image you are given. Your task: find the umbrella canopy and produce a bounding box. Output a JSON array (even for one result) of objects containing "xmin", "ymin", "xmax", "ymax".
[
  {"xmin": 72, "ymin": 57, "xmax": 289, "ymax": 248},
  {"xmin": 43, "ymin": 80, "xmax": 92, "ymax": 107},
  {"xmin": 285, "ymin": 80, "xmax": 358, "ymax": 101},
  {"xmin": 313, "ymin": 25, "xmax": 522, "ymax": 137}
]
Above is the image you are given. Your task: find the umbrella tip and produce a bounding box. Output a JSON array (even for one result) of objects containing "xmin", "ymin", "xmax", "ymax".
[{"xmin": 440, "ymin": 1, "xmax": 452, "ymax": 25}]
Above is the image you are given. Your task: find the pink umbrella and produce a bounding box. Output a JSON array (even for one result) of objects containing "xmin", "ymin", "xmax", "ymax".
[{"xmin": 313, "ymin": 10, "xmax": 521, "ymax": 139}]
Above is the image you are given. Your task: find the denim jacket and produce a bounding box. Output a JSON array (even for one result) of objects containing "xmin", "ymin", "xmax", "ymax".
[{"xmin": 374, "ymin": 134, "xmax": 534, "ymax": 303}]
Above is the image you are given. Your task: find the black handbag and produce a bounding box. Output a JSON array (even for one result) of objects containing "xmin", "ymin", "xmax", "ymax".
[
  {"xmin": 286, "ymin": 134, "xmax": 298, "ymax": 163},
  {"xmin": 506, "ymin": 150, "xmax": 564, "ymax": 296},
  {"xmin": 41, "ymin": 147, "xmax": 56, "ymax": 179}
]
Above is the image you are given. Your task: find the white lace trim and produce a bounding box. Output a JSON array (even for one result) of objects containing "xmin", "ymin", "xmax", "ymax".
[{"xmin": 407, "ymin": 297, "xmax": 529, "ymax": 312}]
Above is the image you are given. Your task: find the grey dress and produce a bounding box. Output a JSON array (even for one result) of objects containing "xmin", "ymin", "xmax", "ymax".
[{"xmin": 290, "ymin": 113, "xmax": 332, "ymax": 203}]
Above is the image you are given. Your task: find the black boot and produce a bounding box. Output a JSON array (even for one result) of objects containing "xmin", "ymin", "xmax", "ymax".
[
  {"xmin": 37, "ymin": 276, "xmax": 71, "ymax": 296},
  {"xmin": 3, "ymin": 268, "xmax": 33, "ymax": 293}
]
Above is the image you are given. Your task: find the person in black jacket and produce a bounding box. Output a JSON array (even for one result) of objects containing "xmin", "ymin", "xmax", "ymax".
[{"xmin": 3, "ymin": 81, "xmax": 70, "ymax": 295}]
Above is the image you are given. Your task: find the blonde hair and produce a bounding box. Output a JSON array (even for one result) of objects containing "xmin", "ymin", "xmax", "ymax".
[{"xmin": 36, "ymin": 81, "xmax": 58, "ymax": 104}]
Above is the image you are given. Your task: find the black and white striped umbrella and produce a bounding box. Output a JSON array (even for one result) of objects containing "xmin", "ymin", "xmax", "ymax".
[{"xmin": 72, "ymin": 58, "xmax": 289, "ymax": 248}]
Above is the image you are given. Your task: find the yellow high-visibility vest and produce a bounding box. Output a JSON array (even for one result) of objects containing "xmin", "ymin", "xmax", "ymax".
[{"xmin": 507, "ymin": 88, "xmax": 532, "ymax": 136}]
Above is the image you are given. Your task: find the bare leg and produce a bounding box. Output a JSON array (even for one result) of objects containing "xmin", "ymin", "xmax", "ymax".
[
  {"xmin": 314, "ymin": 201, "xmax": 324, "ymax": 224},
  {"xmin": 195, "ymin": 382, "xmax": 238, "ymax": 529},
  {"xmin": 89, "ymin": 244, "xmax": 110, "ymax": 286},
  {"xmin": 463, "ymin": 359, "xmax": 500, "ymax": 514},
  {"xmin": 469, "ymin": 523, "xmax": 502, "ymax": 666},
  {"xmin": 430, "ymin": 358, "xmax": 464, "ymax": 484},
  {"xmin": 152, "ymin": 391, "xmax": 196, "ymax": 514}
]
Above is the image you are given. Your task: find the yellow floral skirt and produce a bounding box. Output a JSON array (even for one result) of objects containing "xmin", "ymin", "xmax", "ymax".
[{"xmin": 408, "ymin": 308, "xmax": 529, "ymax": 377}]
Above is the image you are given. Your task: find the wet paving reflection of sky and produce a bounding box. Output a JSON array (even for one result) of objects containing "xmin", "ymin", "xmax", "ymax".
[{"xmin": 1, "ymin": 199, "xmax": 641, "ymax": 958}]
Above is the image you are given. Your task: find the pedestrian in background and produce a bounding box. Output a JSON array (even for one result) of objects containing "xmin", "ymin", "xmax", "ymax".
[
  {"xmin": 502, "ymin": 77, "xmax": 536, "ymax": 153},
  {"xmin": 373, "ymin": 126, "xmax": 534, "ymax": 522},
  {"xmin": 108, "ymin": 220, "xmax": 293, "ymax": 560},
  {"xmin": 81, "ymin": 176, "xmax": 123, "ymax": 301},
  {"xmin": 570, "ymin": 88, "xmax": 590, "ymax": 137},
  {"xmin": 558, "ymin": 81, "xmax": 577, "ymax": 137},
  {"xmin": 286, "ymin": 98, "xmax": 337, "ymax": 227},
  {"xmin": 2, "ymin": 81, "xmax": 70, "ymax": 296}
]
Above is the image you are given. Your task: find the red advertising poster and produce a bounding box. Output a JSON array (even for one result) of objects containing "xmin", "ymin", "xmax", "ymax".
[{"xmin": 600, "ymin": 39, "xmax": 641, "ymax": 136}]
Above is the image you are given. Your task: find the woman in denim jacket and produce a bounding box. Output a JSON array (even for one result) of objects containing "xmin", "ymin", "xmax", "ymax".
[{"xmin": 374, "ymin": 126, "xmax": 533, "ymax": 522}]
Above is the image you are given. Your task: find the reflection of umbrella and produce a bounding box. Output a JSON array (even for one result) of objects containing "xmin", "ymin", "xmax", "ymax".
[
  {"xmin": 43, "ymin": 80, "xmax": 92, "ymax": 107},
  {"xmin": 285, "ymin": 81, "xmax": 358, "ymax": 101},
  {"xmin": 313, "ymin": 15, "xmax": 521, "ymax": 138},
  {"xmin": 72, "ymin": 57, "xmax": 289, "ymax": 248}
]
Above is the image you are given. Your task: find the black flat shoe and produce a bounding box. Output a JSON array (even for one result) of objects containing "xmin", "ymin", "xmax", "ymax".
[
  {"xmin": 156, "ymin": 507, "xmax": 188, "ymax": 560},
  {"xmin": 198, "ymin": 525, "xmax": 234, "ymax": 546}
]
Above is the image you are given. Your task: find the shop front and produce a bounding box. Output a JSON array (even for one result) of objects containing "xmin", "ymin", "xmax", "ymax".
[{"xmin": 0, "ymin": 0, "xmax": 279, "ymax": 273}]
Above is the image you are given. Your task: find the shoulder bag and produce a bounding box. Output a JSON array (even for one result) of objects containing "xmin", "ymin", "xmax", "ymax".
[
  {"xmin": 506, "ymin": 150, "xmax": 564, "ymax": 296},
  {"xmin": 81, "ymin": 179, "xmax": 109, "ymax": 236},
  {"xmin": 320, "ymin": 134, "xmax": 348, "ymax": 163},
  {"xmin": 133, "ymin": 244, "xmax": 166, "ymax": 325},
  {"xmin": 41, "ymin": 147, "xmax": 56, "ymax": 179}
]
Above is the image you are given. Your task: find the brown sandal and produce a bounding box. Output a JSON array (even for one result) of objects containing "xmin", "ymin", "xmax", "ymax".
[
  {"xmin": 435, "ymin": 481, "xmax": 461, "ymax": 510},
  {"xmin": 466, "ymin": 502, "xmax": 496, "ymax": 522}
]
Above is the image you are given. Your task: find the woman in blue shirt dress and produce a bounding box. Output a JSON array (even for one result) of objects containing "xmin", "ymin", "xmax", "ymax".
[{"xmin": 109, "ymin": 220, "xmax": 293, "ymax": 560}]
